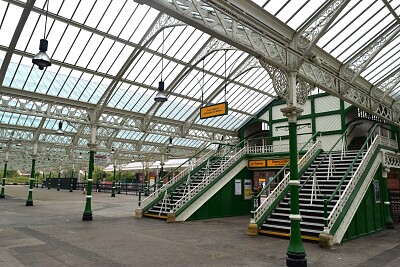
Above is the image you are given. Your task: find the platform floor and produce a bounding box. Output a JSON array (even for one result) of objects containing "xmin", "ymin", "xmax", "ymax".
[{"xmin": 0, "ymin": 185, "xmax": 399, "ymax": 267}]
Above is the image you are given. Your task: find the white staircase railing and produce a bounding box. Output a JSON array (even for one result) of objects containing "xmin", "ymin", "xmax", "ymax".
[
  {"xmin": 252, "ymin": 140, "xmax": 321, "ymax": 224},
  {"xmin": 139, "ymin": 148, "xmax": 217, "ymax": 209},
  {"xmin": 171, "ymin": 146, "xmax": 245, "ymax": 213},
  {"xmin": 326, "ymin": 135, "xmax": 397, "ymax": 243}
]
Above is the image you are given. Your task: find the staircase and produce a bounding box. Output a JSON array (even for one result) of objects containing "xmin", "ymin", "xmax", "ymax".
[
  {"xmin": 347, "ymin": 136, "xmax": 366, "ymax": 151},
  {"xmin": 259, "ymin": 151, "xmax": 362, "ymax": 241},
  {"xmin": 143, "ymin": 156, "xmax": 228, "ymax": 219}
]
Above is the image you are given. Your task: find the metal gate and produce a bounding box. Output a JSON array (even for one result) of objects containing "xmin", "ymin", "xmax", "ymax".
[{"xmin": 389, "ymin": 190, "xmax": 400, "ymax": 222}]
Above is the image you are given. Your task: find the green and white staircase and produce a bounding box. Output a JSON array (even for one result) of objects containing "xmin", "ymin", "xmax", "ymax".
[{"xmin": 250, "ymin": 127, "xmax": 398, "ymax": 244}]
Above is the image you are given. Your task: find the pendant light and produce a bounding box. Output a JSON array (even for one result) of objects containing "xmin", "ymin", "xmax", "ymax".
[
  {"xmin": 154, "ymin": 29, "xmax": 167, "ymax": 102},
  {"xmin": 55, "ymin": 121, "xmax": 64, "ymax": 135},
  {"xmin": 32, "ymin": 0, "xmax": 51, "ymax": 70}
]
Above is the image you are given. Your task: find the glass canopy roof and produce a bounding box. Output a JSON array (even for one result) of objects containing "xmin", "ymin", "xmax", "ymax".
[{"xmin": 0, "ymin": 0, "xmax": 399, "ymax": 169}]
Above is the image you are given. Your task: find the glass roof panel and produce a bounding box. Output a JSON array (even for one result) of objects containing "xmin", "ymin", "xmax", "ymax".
[
  {"xmin": 127, "ymin": 6, "xmax": 159, "ymax": 43},
  {"xmin": 173, "ymin": 137, "xmax": 204, "ymax": 148},
  {"xmin": 0, "ymin": 2, "xmax": 22, "ymax": 47},
  {"xmin": 145, "ymin": 134, "xmax": 169, "ymax": 143},
  {"xmin": 173, "ymin": 71, "xmax": 223, "ymax": 100},
  {"xmin": 116, "ymin": 130, "xmax": 144, "ymax": 140},
  {"xmin": 43, "ymin": 118, "xmax": 77, "ymax": 133},
  {"xmin": 155, "ymin": 96, "xmax": 199, "ymax": 121},
  {"xmin": 361, "ymin": 34, "xmax": 400, "ymax": 84},
  {"xmin": 256, "ymin": 0, "xmax": 324, "ymax": 30},
  {"xmin": 109, "ymin": 83, "xmax": 155, "ymax": 113},
  {"xmin": 195, "ymin": 110, "xmax": 248, "ymax": 131},
  {"xmin": 0, "ymin": 111, "xmax": 41, "ymax": 127},
  {"xmin": 318, "ymin": 0, "xmax": 392, "ymax": 61}
]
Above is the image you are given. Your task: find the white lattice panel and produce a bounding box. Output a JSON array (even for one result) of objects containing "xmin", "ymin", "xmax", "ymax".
[
  {"xmin": 272, "ymin": 104, "xmax": 286, "ymax": 120},
  {"xmin": 315, "ymin": 95, "xmax": 340, "ymax": 113},
  {"xmin": 272, "ymin": 121, "xmax": 288, "ymax": 137},
  {"xmin": 259, "ymin": 110, "xmax": 269, "ymax": 121},
  {"xmin": 297, "ymin": 119, "xmax": 312, "ymax": 135},
  {"xmin": 316, "ymin": 114, "xmax": 341, "ymax": 132},
  {"xmin": 317, "ymin": 134, "xmax": 342, "ymax": 151},
  {"xmin": 272, "ymin": 139, "xmax": 289, "ymax": 152},
  {"xmin": 298, "ymin": 134, "xmax": 312, "ymax": 144},
  {"xmin": 301, "ymin": 100, "xmax": 311, "ymax": 116}
]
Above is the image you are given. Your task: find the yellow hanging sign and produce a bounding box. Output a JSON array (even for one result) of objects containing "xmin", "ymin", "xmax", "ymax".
[{"xmin": 200, "ymin": 102, "xmax": 228, "ymax": 119}]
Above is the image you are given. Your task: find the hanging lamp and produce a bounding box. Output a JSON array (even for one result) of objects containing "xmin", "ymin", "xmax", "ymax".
[
  {"xmin": 154, "ymin": 29, "xmax": 167, "ymax": 102},
  {"xmin": 32, "ymin": 0, "xmax": 51, "ymax": 70}
]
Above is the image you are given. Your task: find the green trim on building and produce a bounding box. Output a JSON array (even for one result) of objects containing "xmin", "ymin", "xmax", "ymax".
[{"xmin": 187, "ymin": 167, "xmax": 252, "ymax": 220}]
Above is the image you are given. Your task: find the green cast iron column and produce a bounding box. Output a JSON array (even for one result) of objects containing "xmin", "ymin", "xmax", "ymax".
[
  {"xmin": 41, "ymin": 171, "xmax": 45, "ymax": 188},
  {"xmin": 57, "ymin": 165, "xmax": 61, "ymax": 191},
  {"xmin": 111, "ymin": 163, "xmax": 116, "ymax": 197},
  {"xmin": 117, "ymin": 169, "xmax": 121, "ymax": 194},
  {"xmin": 70, "ymin": 168, "xmax": 74, "ymax": 192},
  {"xmin": 382, "ymin": 167, "xmax": 394, "ymax": 229},
  {"xmin": 48, "ymin": 171, "xmax": 51, "ymax": 189},
  {"xmin": 281, "ymin": 106, "xmax": 306, "ymax": 267},
  {"xmin": 26, "ymin": 156, "xmax": 36, "ymax": 206},
  {"xmin": 0, "ymin": 160, "xmax": 7, "ymax": 198},
  {"xmin": 82, "ymin": 149, "xmax": 95, "ymax": 221}
]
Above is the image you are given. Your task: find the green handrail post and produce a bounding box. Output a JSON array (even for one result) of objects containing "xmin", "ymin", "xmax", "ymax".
[{"xmin": 138, "ymin": 191, "xmax": 142, "ymax": 207}]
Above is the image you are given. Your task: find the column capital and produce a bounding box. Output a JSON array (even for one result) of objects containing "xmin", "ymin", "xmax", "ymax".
[
  {"xmin": 280, "ymin": 106, "xmax": 303, "ymax": 122},
  {"xmin": 382, "ymin": 167, "xmax": 390, "ymax": 177}
]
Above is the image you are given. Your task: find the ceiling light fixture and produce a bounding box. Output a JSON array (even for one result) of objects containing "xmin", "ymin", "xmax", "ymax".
[
  {"xmin": 32, "ymin": 0, "xmax": 51, "ymax": 70},
  {"xmin": 168, "ymin": 136, "xmax": 173, "ymax": 148},
  {"xmin": 154, "ymin": 29, "xmax": 167, "ymax": 102},
  {"xmin": 55, "ymin": 121, "xmax": 64, "ymax": 135},
  {"xmin": 16, "ymin": 137, "xmax": 22, "ymax": 147}
]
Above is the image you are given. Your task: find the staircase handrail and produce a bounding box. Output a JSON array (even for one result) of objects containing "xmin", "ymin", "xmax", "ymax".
[
  {"xmin": 171, "ymin": 139, "xmax": 246, "ymax": 213},
  {"xmin": 252, "ymin": 138, "xmax": 322, "ymax": 224},
  {"xmin": 299, "ymin": 127, "xmax": 355, "ymax": 192},
  {"xmin": 326, "ymin": 134, "xmax": 398, "ymax": 231},
  {"xmin": 254, "ymin": 131, "xmax": 320, "ymax": 203},
  {"xmin": 138, "ymin": 143, "xmax": 223, "ymax": 208},
  {"xmin": 169, "ymin": 139, "xmax": 245, "ymax": 197},
  {"xmin": 323, "ymin": 124, "xmax": 380, "ymax": 229}
]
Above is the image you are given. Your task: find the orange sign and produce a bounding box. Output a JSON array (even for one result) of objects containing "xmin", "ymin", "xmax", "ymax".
[
  {"xmin": 267, "ymin": 159, "xmax": 289, "ymax": 167},
  {"xmin": 200, "ymin": 102, "xmax": 228, "ymax": 119},
  {"xmin": 248, "ymin": 160, "xmax": 267, "ymax": 168}
]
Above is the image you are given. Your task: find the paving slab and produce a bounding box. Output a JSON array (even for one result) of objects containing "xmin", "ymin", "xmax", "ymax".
[{"xmin": 0, "ymin": 185, "xmax": 399, "ymax": 267}]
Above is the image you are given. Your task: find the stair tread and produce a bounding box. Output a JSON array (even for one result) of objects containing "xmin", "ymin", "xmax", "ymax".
[{"xmin": 261, "ymin": 223, "xmax": 322, "ymax": 234}]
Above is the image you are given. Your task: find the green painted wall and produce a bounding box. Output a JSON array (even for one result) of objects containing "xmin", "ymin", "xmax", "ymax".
[
  {"xmin": 187, "ymin": 167, "xmax": 252, "ymax": 220},
  {"xmin": 343, "ymin": 165, "xmax": 385, "ymax": 242}
]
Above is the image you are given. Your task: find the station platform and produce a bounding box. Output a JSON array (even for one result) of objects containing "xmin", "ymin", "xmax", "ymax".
[{"xmin": 0, "ymin": 185, "xmax": 399, "ymax": 267}]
